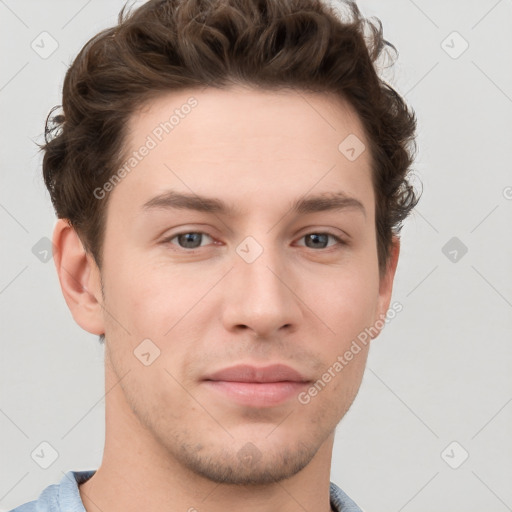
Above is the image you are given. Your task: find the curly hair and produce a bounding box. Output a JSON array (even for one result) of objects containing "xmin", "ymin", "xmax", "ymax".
[{"xmin": 42, "ymin": 0, "xmax": 419, "ymax": 277}]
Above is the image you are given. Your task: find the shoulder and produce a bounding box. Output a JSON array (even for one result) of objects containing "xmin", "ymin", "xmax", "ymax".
[
  {"xmin": 7, "ymin": 470, "xmax": 96, "ymax": 512},
  {"xmin": 329, "ymin": 481, "xmax": 363, "ymax": 512}
]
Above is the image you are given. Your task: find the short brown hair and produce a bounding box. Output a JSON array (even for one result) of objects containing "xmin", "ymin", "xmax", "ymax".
[{"xmin": 42, "ymin": 0, "xmax": 419, "ymax": 277}]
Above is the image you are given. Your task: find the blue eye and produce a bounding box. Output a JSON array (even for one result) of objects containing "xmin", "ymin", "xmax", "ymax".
[
  {"xmin": 167, "ymin": 232, "xmax": 213, "ymax": 249},
  {"xmin": 298, "ymin": 233, "xmax": 344, "ymax": 249},
  {"xmin": 164, "ymin": 231, "xmax": 345, "ymax": 251}
]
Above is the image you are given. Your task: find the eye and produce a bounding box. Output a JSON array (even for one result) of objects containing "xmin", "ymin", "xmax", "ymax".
[
  {"xmin": 165, "ymin": 232, "xmax": 214, "ymax": 249},
  {"xmin": 296, "ymin": 232, "xmax": 345, "ymax": 250},
  {"xmin": 163, "ymin": 231, "xmax": 346, "ymax": 251}
]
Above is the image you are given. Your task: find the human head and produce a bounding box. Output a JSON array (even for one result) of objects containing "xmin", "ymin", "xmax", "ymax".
[{"xmin": 45, "ymin": 0, "xmax": 418, "ymax": 489}]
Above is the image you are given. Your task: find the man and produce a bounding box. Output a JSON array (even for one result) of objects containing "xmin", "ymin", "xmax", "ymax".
[{"xmin": 10, "ymin": 0, "xmax": 418, "ymax": 511}]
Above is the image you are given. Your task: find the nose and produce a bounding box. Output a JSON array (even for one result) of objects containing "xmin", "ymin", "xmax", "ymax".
[{"xmin": 220, "ymin": 240, "xmax": 303, "ymax": 338}]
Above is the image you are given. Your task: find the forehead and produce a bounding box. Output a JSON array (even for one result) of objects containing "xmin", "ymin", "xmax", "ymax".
[
  {"xmin": 110, "ymin": 85, "xmax": 374, "ymax": 218},
  {"xmin": 128, "ymin": 84, "xmax": 367, "ymax": 157}
]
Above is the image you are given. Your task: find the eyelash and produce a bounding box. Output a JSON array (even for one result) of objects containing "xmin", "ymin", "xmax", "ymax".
[{"xmin": 162, "ymin": 231, "xmax": 347, "ymax": 252}]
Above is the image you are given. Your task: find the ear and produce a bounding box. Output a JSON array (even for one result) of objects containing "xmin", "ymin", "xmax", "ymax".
[
  {"xmin": 52, "ymin": 219, "xmax": 105, "ymax": 335},
  {"xmin": 372, "ymin": 235, "xmax": 400, "ymax": 338}
]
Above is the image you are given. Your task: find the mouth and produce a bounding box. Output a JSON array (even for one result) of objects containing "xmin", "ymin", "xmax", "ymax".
[{"xmin": 202, "ymin": 364, "xmax": 311, "ymax": 407}]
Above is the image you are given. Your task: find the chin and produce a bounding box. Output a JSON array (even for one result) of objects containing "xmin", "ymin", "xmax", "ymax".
[{"xmin": 175, "ymin": 440, "xmax": 316, "ymax": 486}]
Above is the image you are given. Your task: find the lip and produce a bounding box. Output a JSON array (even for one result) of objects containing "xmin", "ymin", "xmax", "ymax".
[
  {"xmin": 204, "ymin": 364, "xmax": 310, "ymax": 383},
  {"xmin": 203, "ymin": 364, "xmax": 311, "ymax": 407}
]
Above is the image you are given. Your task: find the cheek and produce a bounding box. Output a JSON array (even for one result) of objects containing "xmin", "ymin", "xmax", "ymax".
[
  {"xmin": 102, "ymin": 259, "xmax": 220, "ymax": 379},
  {"xmin": 309, "ymin": 265, "xmax": 380, "ymax": 345},
  {"xmin": 103, "ymin": 253, "xmax": 187, "ymax": 332}
]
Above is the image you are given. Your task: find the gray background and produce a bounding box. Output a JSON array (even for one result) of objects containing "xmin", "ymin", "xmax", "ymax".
[{"xmin": 1, "ymin": 1, "xmax": 511, "ymax": 511}]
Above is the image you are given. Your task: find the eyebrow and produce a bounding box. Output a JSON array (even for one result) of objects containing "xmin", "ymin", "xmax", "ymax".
[{"xmin": 142, "ymin": 190, "xmax": 366, "ymax": 218}]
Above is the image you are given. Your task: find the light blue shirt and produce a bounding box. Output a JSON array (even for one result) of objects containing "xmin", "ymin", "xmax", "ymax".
[{"xmin": 8, "ymin": 470, "xmax": 363, "ymax": 512}]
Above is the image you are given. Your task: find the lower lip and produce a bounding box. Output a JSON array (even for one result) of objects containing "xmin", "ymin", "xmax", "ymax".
[{"xmin": 203, "ymin": 380, "xmax": 309, "ymax": 407}]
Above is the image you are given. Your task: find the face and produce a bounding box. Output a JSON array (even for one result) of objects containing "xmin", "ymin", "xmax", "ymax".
[{"xmin": 95, "ymin": 85, "xmax": 396, "ymax": 484}]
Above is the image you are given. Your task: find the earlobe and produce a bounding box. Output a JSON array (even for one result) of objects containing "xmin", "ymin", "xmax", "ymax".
[{"xmin": 52, "ymin": 219, "xmax": 105, "ymax": 335}]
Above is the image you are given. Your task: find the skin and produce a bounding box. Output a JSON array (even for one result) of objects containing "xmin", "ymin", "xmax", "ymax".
[{"xmin": 53, "ymin": 84, "xmax": 399, "ymax": 512}]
